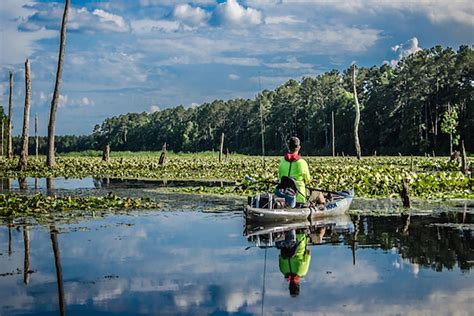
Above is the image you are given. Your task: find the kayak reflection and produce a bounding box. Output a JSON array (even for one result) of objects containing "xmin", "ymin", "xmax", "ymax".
[{"xmin": 244, "ymin": 216, "xmax": 354, "ymax": 297}]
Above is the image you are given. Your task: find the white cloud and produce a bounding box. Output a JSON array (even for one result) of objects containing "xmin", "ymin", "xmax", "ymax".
[
  {"xmin": 131, "ymin": 19, "xmax": 185, "ymax": 33},
  {"xmin": 58, "ymin": 94, "xmax": 68, "ymax": 108},
  {"xmin": 80, "ymin": 97, "xmax": 94, "ymax": 106},
  {"xmin": 389, "ymin": 37, "xmax": 422, "ymax": 66},
  {"xmin": 213, "ymin": 0, "xmax": 263, "ymax": 26},
  {"xmin": 139, "ymin": 0, "xmax": 215, "ymax": 6},
  {"xmin": 265, "ymin": 15, "xmax": 303, "ymax": 25},
  {"xmin": 149, "ymin": 105, "xmax": 160, "ymax": 113},
  {"xmin": 39, "ymin": 91, "xmax": 46, "ymax": 101},
  {"xmin": 173, "ymin": 4, "xmax": 210, "ymax": 26},
  {"xmin": 228, "ymin": 74, "xmax": 240, "ymax": 80},
  {"xmin": 264, "ymin": 57, "xmax": 313, "ymax": 70},
  {"xmin": 288, "ymin": 0, "xmax": 474, "ymax": 26},
  {"xmin": 91, "ymin": 9, "xmax": 129, "ymax": 32},
  {"xmin": 0, "ymin": 1, "xmax": 56, "ymax": 65},
  {"xmin": 19, "ymin": 4, "xmax": 129, "ymax": 34}
]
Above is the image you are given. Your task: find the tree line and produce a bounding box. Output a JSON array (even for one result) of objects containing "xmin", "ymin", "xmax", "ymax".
[{"xmin": 4, "ymin": 44, "xmax": 473, "ymax": 157}]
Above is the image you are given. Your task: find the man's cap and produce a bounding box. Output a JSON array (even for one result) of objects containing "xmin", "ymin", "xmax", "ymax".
[{"xmin": 288, "ymin": 136, "xmax": 300, "ymax": 150}]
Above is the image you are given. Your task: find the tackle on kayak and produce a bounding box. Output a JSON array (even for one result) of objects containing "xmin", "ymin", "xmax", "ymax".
[{"xmin": 244, "ymin": 136, "xmax": 354, "ymax": 222}]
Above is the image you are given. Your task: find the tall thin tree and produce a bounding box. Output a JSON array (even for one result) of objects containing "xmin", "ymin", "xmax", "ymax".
[
  {"xmin": 35, "ymin": 114, "xmax": 39, "ymax": 159},
  {"xmin": 352, "ymin": 64, "xmax": 362, "ymax": 160},
  {"xmin": 19, "ymin": 59, "xmax": 31, "ymax": 171},
  {"xmin": 47, "ymin": 0, "xmax": 70, "ymax": 167},
  {"xmin": 1, "ymin": 113, "xmax": 4, "ymax": 157},
  {"xmin": 331, "ymin": 110, "xmax": 335, "ymax": 157},
  {"xmin": 7, "ymin": 71, "xmax": 13, "ymax": 159}
]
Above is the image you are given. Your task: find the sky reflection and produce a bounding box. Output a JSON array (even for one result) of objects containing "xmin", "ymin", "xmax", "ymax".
[{"xmin": 0, "ymin": 211, "xmax": 473, "ymax": 315}]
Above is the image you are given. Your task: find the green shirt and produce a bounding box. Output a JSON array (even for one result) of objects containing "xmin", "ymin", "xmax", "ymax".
[
  {"xmin": 278, "ymin": 158, "xmax": 311, "ymax": 203},
  {"xmin": 279, "ymin": 234, "xmax": 311, "ymax": 277}
]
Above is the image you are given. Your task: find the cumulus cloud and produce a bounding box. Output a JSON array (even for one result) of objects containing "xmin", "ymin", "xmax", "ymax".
[
  {"xmin": 80, "ymin": 97, "xmax": 94, "ymax": 106},
  {"xmin": 91, "ymin": 9, "xmax": 129, "ymax": 32},
  {"xmin": 264, "ymin": 57, "xmax": 313, "ymax": 70},
  {"xmin": 149, "ymin": 105, "xmax": 160, "ymax": 113},
  {"xmin": 228, "ymin": 74, "xmax": 240, "ymax": 80},
  {"xmin": 265, "ymin": 15, "xmax": 304, "ymax": 25},
  {"xmin": 19, "ymin": 4, "xmax": 129, "ymax": 33},
  {"xmin": 292, "ymin": 0, "xmax": 474, "ymax": 26},
  {"xmin": 58, "ymin": 94, "xmax": 68, "ymax": 108},
  {"xmin": 131, "ymin": 19, "xmax": 186, "ymax": 33},
  {"xmin": 213, "ymin": 0, "xmax": 263, "ymax": 26},
  {"xmin": 173, "ymin": 4, "xmax": 210, "ymax": 26},
  {"xmin": 388, "ymin": 37, "xmax": 422, "ymax": 66}
]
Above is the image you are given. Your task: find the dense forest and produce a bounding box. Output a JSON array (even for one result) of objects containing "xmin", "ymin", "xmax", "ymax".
[{"xmin": 7, "ymin": 45, "xmax": 474, "ymax": 156}]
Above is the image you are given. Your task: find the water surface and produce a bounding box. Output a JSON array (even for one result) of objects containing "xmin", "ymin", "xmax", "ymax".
[{"xmin": 1, "ymin": 208, "xmax": 473, "ymax": 315}]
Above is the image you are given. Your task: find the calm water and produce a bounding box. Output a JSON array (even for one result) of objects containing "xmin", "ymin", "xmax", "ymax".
[{"xmin": 1, "ymin": 209, "xmax": 473, "ymax": 315}]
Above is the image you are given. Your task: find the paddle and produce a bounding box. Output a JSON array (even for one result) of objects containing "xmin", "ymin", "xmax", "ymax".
[{"xmin": 244, "ymin": 176, "xmax": 346, "ymax": 197}]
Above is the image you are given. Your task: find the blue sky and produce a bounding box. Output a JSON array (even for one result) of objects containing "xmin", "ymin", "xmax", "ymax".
[{"xmin": 0, "ymin": 0, "xmax": 473, "ymax": 135}]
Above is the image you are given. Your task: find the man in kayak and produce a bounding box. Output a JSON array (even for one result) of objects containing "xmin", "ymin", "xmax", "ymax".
[{"xmin": 276, "ymin": 136, "xmax": 324, "ymax": 207}]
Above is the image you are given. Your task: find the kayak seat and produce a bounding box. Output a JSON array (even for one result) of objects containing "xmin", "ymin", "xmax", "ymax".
[{"xmin": 277, "ymin": 176, "xmax": 298, "ymax": 194}]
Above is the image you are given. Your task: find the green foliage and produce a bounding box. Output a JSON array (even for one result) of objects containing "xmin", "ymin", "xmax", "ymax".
[
  {"xmin": 16, "ymin": 45, "xmax": 472, "ymax": 157},
  {"xmin": 0, "ymin": 155, "xmax": 471, "ymax": 199},
  {"xmin": 440, "ymin": 105, "xmax": 460, "ymax": 146},
  {"xmin": 0, "ymin": 192, "xmax": 160, "ymax": 217}
]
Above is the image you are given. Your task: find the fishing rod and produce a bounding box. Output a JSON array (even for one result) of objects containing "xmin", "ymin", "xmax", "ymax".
[{"xmin": 244, "ymin": 176, "xmax": 347, "ymax": 197}]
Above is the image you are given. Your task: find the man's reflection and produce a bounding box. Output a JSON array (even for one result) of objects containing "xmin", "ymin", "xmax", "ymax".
[
  {"xmin": 276, "ymin": 229, "xmax": 310, "ymax": 297},
  {"xmin": 275, "ymin": 226, "xmax": 327, "ymax": 297}
]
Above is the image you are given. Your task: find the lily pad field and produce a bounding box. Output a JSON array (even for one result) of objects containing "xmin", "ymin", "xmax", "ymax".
[{"xmin": 0, "ymin": 154, "xmax": 472, "ymax": 205}]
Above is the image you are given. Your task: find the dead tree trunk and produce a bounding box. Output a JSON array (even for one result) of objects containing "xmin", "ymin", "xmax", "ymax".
[
  {"xmin": 7, "ymin": 71, "xmax": 13, "ymax": 160},
  {"xmin": 159, "ymin": 142, "xmax": 167, "ymax": 166},
  {"xmin": 1, "ymin": 116, "xmax": 4, "ymax": 157},
  {"xmin": 47, "ymin": 0, "xmax": 70, "ymax": 167},
  {"xmin": 18, "ymin": 59, "xmax": 31, "ymax": 171},
  {"xmin": 461, "ymin": 140, "xmax": 468, "ymax": 174},
  {"xmin": 352, "ymin": 64, "xmax": 362, "ymax": 160},
  {"xmin": 35, "ymin": 114, "xmax": 39, "ymax": 159},
  {"xmin": 23, "ymin": 226, "xmax": 30, "ymax": 285},
  {"xmin": 50, "ymin": 225, "xmax": 66, "ymax": 316},
  {"xmin": 400, "ymin": 180, "xmax": 411, "ymax": 208},
  {"xmin": 331, "ymin": 110, "xmax": 335, "ymax": 157},
  {"xmin": 219, "ymin": 132, "xmax": 224, "ymax": 163},
  {"xmin": 102, "ymin": 144, "xmax": 110, "ymax": 162}
]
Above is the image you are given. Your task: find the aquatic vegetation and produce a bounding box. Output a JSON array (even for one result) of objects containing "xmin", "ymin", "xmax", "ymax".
[
  {"xmin": 0, "ymin": 155, "xmax": 471, "ymax": 198},
  {"xmin": 0, "ymin": 193, "xmax": 160, "ymax": 217}
]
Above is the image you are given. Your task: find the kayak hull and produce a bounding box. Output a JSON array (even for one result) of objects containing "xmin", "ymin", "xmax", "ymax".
[{"xmin": 245, "ymin": 189, "xmax": 354, "ymax": 223}]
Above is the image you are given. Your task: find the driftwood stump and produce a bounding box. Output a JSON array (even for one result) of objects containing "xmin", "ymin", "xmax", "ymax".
[
  {"xmin": 102, "ymin": 144, "xmax": 110, "ymax": 162},
  {"xmin": 400, "ymin": 180, "xmax": 411, "ymax": 208},
  {"xmin": 461, "ymin": 140, "xmax": 469, "ymax": 174},
  {"xmin": 159, "ymin": 143, "xmax": 167, "ymax": 166}
]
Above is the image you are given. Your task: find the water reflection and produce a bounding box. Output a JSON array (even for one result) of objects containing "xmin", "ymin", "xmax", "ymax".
[
  {"xmin": 0, "ymin": 177, "xmax": 235, "ymax": 193},
  {"xmin": 0, "ymin": 211, "xmax": 473, "ymax": 315},
  {"xmin": 245, "ymin": 217, "xmax": 354, "ymax": 298}
]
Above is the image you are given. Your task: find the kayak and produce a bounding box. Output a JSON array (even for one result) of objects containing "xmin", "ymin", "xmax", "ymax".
[
  {"xmin": 244, "ymin": 215, "xmax": 355, "ymax": 248},
  {"xmin": 245, "ymin": 189, "xmax": 354, "ymax": 223},
  {"xmin": 244, "ymin": 214, "xmax": 354, "ymax": 238}
]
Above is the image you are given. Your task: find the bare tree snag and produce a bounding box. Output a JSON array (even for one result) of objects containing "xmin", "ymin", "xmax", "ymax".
[
  {"xmin": 47, "ymin": 0, "xmax": 70, "ymax": 167},
  {"xmin": 219, "ymin": 132, "xmax": 224, "ymax": 163},
  {"xmin": 352, "ymin": 64, "xmax": 362, "ymax": 160},
  {"xmin": 23, "ymin": 226, "xmax": 30, "ymax": 285},
  {"xmin": 331, "ymin": 110, "xmax": 335, "ymax": 157},
  {"xmin": 18, "ymin": 59, "xmax": 31, "ymax": 171},
  {"xmin": 35, "ymin": 114, "xmax": 39, "ymax": 159},
  {"xmin": 400, "ymin": 180, "xmax": 411, "ymax": 208},
  {"xmin": 7, "ymin": 71, "xmax": 13, "ymax": 160},
  {"xmin": 461, "ymin": 140, "xmax": 468, "ymax": 174},
  {"xmin": 102, "ymin": 144, "xmax": 110, "ymax": 162},
  {"xmin": 50, "ymin": 226, "xmax": 66, "ymax": 316},
  {"xmin": 159, "ymin": 142, "xmax": 167, "ymax": 166},
  {"xmin": 1, "ymin": 115, "xmax": 4, "ymax": 157}
]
